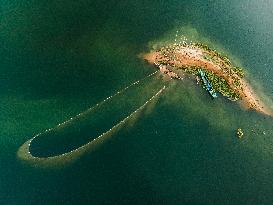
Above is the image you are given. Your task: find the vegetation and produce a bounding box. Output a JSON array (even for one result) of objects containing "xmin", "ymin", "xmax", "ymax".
[
  {"xmin": 203, "ymin": 69, "xmax": 241, "ymax": 101},
  {"xmin": 232, "ymin": 67, "xmax": 244, "ymax": 78},
  {"xmin": 156, "ymin": 41, "xmax": 245, "ymax": 102}
]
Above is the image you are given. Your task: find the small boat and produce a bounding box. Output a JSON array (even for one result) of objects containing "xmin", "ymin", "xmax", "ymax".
[
  {"xmin": 237, "ymin": 128, "xmax": 244, "ymax": 138},
  {"xmin": 198, "ymin": 69, "xmax": 218, "ymax": 98}
]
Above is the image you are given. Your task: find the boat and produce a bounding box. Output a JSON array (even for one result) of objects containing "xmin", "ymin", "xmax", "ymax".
[
  {"xmin": 237, "ymin": 128, "xmax": 244, "ymax": 138},
  {"xmin": 198, "ymin": 69, "xmax": 218, "ymax": 98}
]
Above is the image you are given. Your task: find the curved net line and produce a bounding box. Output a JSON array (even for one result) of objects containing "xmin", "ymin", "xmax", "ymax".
[{"xmin": 17, "ymin": 72, "xmax": 164, "ymax": 167}]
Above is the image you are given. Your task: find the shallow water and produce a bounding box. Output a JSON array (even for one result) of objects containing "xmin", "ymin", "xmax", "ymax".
[{"xmin": 1, "ymin": 0, "xmax": 273, "ymax": 204}]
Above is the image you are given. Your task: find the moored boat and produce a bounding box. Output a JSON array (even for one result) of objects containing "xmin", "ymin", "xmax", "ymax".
[{"xmin": 198, "ymin": 69, "xmax": 218, "ymax": 98}]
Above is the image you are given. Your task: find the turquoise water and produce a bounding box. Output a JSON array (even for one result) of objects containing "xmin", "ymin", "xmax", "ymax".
[{"xmin": 1, "ymin": 0, "xmax": 273, "ymax": 204}]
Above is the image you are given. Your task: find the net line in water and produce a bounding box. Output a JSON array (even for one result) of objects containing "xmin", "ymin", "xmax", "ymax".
[
  {"xmin": 44, "ymin": 70, "xmax": 158, "ymax": 131},
  {"xmin": 17, "ymin": 71, "xmax": 164, "ymax": 168}
]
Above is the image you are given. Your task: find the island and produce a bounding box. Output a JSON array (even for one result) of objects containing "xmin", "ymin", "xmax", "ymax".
[{"xmin": 143, "ymin": 40, "xmax": 273, "ymax": 116}]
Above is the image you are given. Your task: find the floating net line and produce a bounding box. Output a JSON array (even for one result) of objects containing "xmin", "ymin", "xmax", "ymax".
[{"xmin": 17, "ymin": 72, "xmax": 165, "ymax": 168}]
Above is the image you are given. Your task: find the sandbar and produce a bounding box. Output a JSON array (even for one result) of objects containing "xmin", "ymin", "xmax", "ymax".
[{"xmin": 143, "ymin": 41, "xmax": 272, "ymax": 116}]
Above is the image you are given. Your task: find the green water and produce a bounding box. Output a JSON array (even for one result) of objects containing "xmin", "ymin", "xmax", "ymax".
[{"xmin": 1, "ymin": 0, "xmax": 273, "ymax": 204}]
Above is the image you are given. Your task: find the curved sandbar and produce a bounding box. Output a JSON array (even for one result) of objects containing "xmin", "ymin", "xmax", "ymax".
[{"xmin": 143, "ymin": 41, "xmax": 273, "ymax": 116}]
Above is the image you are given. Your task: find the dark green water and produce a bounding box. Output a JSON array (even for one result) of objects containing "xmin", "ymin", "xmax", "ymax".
[{"xmin": 1, "ymin": 0, "xmax": 273, "ymax": 204}]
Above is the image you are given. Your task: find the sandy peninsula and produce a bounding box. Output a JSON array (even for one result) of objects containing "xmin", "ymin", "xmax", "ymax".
[{"xmin": 143, "ymin": 42, "xmax": 273, "ymax": 116}]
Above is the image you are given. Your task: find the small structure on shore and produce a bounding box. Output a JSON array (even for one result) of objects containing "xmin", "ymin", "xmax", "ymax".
[{"xmin": 154, "ymin": 62, "xmax": 181, "ymax": 80}]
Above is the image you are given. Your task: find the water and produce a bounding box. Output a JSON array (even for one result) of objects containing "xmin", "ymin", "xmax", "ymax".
[{"xmin": 1, "ymin": 0, "xmax": 273, "ymax": 204}]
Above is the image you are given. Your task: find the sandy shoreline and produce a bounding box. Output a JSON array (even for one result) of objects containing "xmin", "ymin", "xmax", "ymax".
[{"xmin": 143, "ymin": 48, "xmax": 273, "ymax": 116}]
